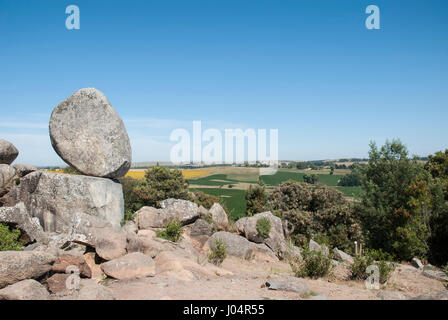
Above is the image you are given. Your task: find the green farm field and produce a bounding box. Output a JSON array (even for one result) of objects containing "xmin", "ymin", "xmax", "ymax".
[{"xmin": 190, "ymin": 187, "xmax": 247, "ymax": 221}]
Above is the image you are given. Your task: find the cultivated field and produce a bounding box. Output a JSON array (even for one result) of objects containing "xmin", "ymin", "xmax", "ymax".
[{"xmin": 185, "ymin": 167, "xmax": 362, "ymax": 220}]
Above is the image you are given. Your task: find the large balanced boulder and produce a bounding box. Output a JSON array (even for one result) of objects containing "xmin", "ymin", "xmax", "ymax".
[
  {"xmin": 207, "ymin": 231, "xmax": 253, "ymax": 260},
  {"xmin": 0, "ymin": 164, "xmax": 17, "ymax": 197},
  {"xmin": 3, "ymin": 171, "xmax": 124, "ymax": 232},
  {"xmin": 137, "ymin": 199, "xmax": 200, "ymax": 229},
  {"xmin": 0, "ymin": 250, "xmax": 58, "ymax": 288},
  {"xmin": 0, "ymin": 279, "xmax": 50, "ymax": 300},
  {"xmin": 0, "ymin": 139, "xmax": 19, "ymax": 165},
  {"xmin": 49, "ymin": 88, "xmax": 132, "ymax": 178}
]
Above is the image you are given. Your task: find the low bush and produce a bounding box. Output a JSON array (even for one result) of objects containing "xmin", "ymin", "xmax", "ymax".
[
  {"xmin": 157, "ymin": 218, "xmax": 184, "ymax": 242},
  {"xmin": 245, "ymin": 184, "xmax": 268, "ymax": 216},
  {"xmin": 256, "ymin": 217, "xmax": 271, "ymax": 238},
  {"xmin": 350, "ymin": 249, "xmax": 396, "ymax": 284},
  {"xmin": 208, "ymin": 238, "xmax": 227, "ymax": 266},
  {"xmin": 0, "ymin": 223, "xmax": 23, "ymax": 251},
  {"xmin": 289, "ymin": 246, "xmax": 334, "ymax": 279},
  {"xmin": 192, "ymin": 191, "xmax": 220, "ymax": 210},
  {"xmin": 303, "ymin": 174, "xmax": 319, "ymax": 184},
  {"xmin": 269, "ymin": 181, "xmax": 363, "ymax": 252}
]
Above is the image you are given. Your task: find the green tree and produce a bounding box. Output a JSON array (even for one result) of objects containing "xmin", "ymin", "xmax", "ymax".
[
  {"xmin": 133, "ymin": 166, "xmax": 191, "ymax": 208},
  {"xmin": 424, "ymin": 149, "xmax": 448, "ymax": 265},
  {"xmin": 338, "ymin": 169, "xmax": 362, "ymax": 187},
  {"xmin": 357, "ymin": 140, "xmax": 433, "ymax": 260},
  {"xmin": 425, "ymin": 149, "xmax": 448, "ymax": 200},
  {"xmin": 303, "ymin": 173, "xmax": 319, "ymax": 184}
]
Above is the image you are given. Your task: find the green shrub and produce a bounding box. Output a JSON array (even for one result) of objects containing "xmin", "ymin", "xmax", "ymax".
[
  {"xmin": 350, "ymin": 249, "xmax": 396, "ymax": 284},
  {"xmin": 208, "ymin": 238, "xmax": 227, "ymax": 266},
  {"xmin": 192, "ymin": 190, "xmax": 220, "ymax": 210},
  {"xmin": 119, "ymin": 176, "xmax": 143, "ymax": 223},
  {"xmin": 245, "ymin": 184, "xmax": 268, "ymax": 216},
  {"xmin": 338, "ymin": 170, "xmax": 361, "ymax": 187},
  {"xmin": 289, "ymin": 246, "xmax": 334, "ymax": 279},
  {"xmin": 0, "ymin": 223, "xmax": 23, "ymax": 251},
  {"xmin": 134, "ymin": 166, "xmax": 191, "ymax": 208},
  {"xmin": 157, "ymin": 218, "xmax": 184, "ymax": 242},
  {"xmin": 256, "ymin": 217, "xmax": 271, "ymax": 238},
  {"xmin": 270, "ymin": 181, "xmax": 363, "ymax": 252},
  {"xmin": 303, "ymin": 174, "xmax": 319, "ymax": 184}
]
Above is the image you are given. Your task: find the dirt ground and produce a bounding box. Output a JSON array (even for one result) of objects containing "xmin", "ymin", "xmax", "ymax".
[{"xmin": 107, "ymin": 254, "xmax": 446, "ymax": 300}]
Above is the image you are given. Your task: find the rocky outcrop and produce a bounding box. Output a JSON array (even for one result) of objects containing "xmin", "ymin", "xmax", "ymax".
[
  {"xmin": 208, "ymin": 231, "xmax": 253, "ymax": 260},
  {"xmin": 136, "ymin": 199, "xmax": 200, "ymax": 229},
  {"xmin": 46, "ymin": 273, "xmax": 72, "ymax": 294},
  {"xmin": 49, "ymin": 88, "xmax": 131, "ymax": 179},
  {"xmin": 411, "ymin": 257, "xmax": 424, "ymax": 269},
  {"xmin": 12, "ymin": 164, "xmax": 37, "ymax": 177},
  {"xmin": 126, "ymin": 234, "xmax": 174, "ymax": 258},
  {"xmin": 0, "ymin": 202, "xmax": 48, "ymax": 243},
  {"xmin": 0, "ymin": 164, "xmax": 17, "ymax": 197},
  {"xmin": 266, "ymin": 276, "xmax": 310, "ymax": 295},
  {"xmin": 52, "ymin": 254, "xmax": 92, "ymax": 278},
  {"xmin": 101, "ymin": 252, "xmax": 156, "ymax": 280},
  {"xmin": 78, "ymin": 279, "xmax": 115, "ymax": 300},
  {"xmin": 0, "ymin": 139, "xmax": 19, "ymax": 165},
  {"xmin": 160, "ymin": 199, "xmax": 200, "ymax": 225},
  {"xmin": 333, "ymin": 248, "xmax": 354, "ymax": 264},
  {"xmin": 0, "ymin": 279, "xmax": 50, "ymax": 300},
  {"xmin": 234, "ymin": 211, "xmax": 294, "ymax": 259},
  {"xmin": 190, "ymin": 219, "xmax": 214, "ymax": 237},
  {"xmin": 208, "ymin": 203, "xmax": 229, "ymax": 230},
  {"xmin": 70, "ymin": 212, "xmax": 127, "ymax": 261},
  {"xmin": 3, "ymin": 171, "xmax": 124, "ymax": 232},
  {"xmin": 155, "ymin": 251, "xmax": 231, "ymax": 280},
  {"xmin": 422, "ymin": 266, "xmax": 448, "ymax": 282},
  {"xmin": 309, "ymin": 239, "xmax": 329, "ymax": 255},
  {"xmin": 0, "ymin": 250, "xmax": 58, "ymax": 288}
]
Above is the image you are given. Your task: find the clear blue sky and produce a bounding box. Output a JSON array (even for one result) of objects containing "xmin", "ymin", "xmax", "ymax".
[{"xmin": 1, "ymin": 0, "xmax": 447, "ymax": 166}]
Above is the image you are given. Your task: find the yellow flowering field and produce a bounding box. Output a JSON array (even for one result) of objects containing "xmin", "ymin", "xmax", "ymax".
[{"xmin": 125, "ymin": 169, "xmax": 215, "ymax": 180}]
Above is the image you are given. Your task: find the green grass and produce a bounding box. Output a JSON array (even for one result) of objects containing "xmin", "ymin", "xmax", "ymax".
[
  {"xmin": 190, "ymin": 188, "xmax": 247, "ymax": 221},
  {"xmin": 187, "ymin": 174, "xmax": 235, "ymax": 186},
  {"xmin": 334, "ymin": 186, "xmax": 363, "ymax": 198},
  {"xmin": 260, "ymin": 170, "xmax": 342, "ymax": 186}
]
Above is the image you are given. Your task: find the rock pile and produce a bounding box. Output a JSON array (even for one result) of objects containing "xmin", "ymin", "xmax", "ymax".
[{"xmin": 0, "ymin": 88, "xmax": 135, "ymax": 299}]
